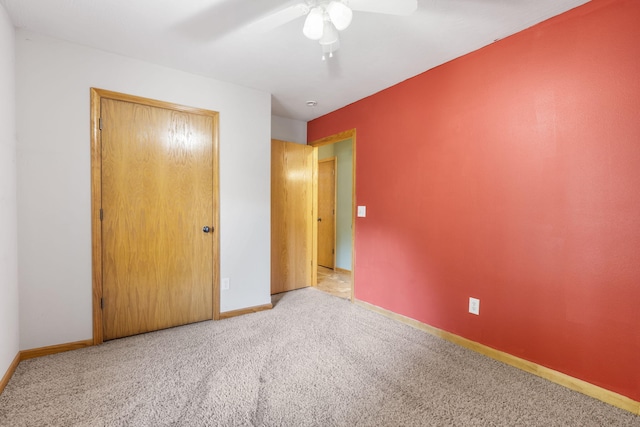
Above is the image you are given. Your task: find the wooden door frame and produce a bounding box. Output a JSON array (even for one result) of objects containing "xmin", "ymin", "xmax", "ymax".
[
  {"xmin": 318, "ymin": 157, "xmax": 337, "ymax": 270},
  {"xmin": 309, "ymin": 129, "xmax": 356, "ymax": 302},
  {"xmin": 90, "ymin": 88, "xmax": 221, "ymax": 345}
]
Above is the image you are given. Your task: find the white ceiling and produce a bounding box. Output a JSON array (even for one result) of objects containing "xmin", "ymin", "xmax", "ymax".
[{"xmin": 1, "ymin": 0, "xmax": 589, "ymax": 122}]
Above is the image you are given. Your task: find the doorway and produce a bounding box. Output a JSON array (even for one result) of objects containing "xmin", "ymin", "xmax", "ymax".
[
  {"xmin": 309, "ymin": 129, "xmax": 356, "ymax": 301},
  {"xmin": 90, "ymin": 88, "xmax": 220, "ymax": 343}
]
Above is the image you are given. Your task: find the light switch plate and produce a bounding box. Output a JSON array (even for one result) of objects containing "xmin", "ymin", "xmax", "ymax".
[
  {"xmin": 222, "ymin": 278, "xmax": 230, "ymax": 291},
  {"xmin": 469, "ymin": 297, "xmax": 480, "ymax": 315},
  {"xmin": 357, "ymin": 206, "xmax": 367, "ymax": 217}
]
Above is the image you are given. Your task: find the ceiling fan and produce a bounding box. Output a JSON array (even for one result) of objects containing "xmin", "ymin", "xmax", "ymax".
[{"xmin": 252, "ymin": 0, "xmax": 418, "ymax": 60}]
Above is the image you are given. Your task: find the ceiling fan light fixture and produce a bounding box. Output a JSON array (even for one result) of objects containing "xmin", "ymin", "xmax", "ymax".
[
  {"xmin": 321, "ymin": 41, "xmax": 339, "ymax": 60},
  {"xmin": 319, "ymin": 20, "xmax": 339, "ymax": 46},
  {"xmin": 326, "ymin": 1, "xmax": 353, "ymax": 31},
  {"xmin": 303, "ymin": 7, "xmax": 324, "ymax": 40}
]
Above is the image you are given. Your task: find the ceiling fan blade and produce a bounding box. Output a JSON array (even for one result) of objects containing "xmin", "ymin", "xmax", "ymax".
[
  {"xmin": 346, "ymin": 0, "xmax": 417, "ymax": 16},
  {"xmin": 249, "ymin": 3, "xmax": 310, "ymax": 32}
]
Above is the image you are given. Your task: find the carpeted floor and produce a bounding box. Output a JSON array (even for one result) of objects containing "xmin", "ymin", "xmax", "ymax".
[{"xmin": 0, "ymin": 288, "xmax": 637, "ymax": 426}]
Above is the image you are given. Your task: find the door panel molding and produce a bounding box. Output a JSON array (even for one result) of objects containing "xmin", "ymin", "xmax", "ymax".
[{"xmin": 90, "ymin": 88, "xmax": 220, "ymax": 344}]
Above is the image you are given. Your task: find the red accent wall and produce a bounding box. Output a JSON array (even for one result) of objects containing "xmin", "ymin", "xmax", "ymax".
[{"xmin": 308, "ymin": 0, "xmax": 640, "ymax": 401}]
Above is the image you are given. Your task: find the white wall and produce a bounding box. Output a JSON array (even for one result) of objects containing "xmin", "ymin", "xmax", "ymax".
[
  {"xmin": 334, "ymin": 139, "xmax": 353, "ymax": 271},
  {"xmin": 0, "ymin": 4, "xmax": 19, "ymax": 375},
  {"xmin": 271, "ymin": 115, "xmax": 307, "ymax": 144},
  {"xmin": 318, "ymin": 144, "xmax": 334, "ymax": 159},
  {"xmin": 16, "ymin": 30, "xmax": 272, "ymax": 350}
]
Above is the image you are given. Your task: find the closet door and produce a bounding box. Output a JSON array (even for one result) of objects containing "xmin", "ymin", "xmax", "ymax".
[{"xmin": 100, "ymin": 95, "xmax": 216, "ymax": 340}]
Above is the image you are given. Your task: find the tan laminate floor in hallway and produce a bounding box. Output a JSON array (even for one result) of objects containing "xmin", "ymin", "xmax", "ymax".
[{"xmin": 316, "ymin": 266, "xmax": 351, "ymax": 299}]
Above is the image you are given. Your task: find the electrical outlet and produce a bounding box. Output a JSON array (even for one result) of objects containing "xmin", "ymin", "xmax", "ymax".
[
  {"xmin": 222, "ymin": 278, "xmax": 230, "ymax": 291},
  {"xmin": 469, "ymin": 297, "xmax": 480, "ymax": 315}
]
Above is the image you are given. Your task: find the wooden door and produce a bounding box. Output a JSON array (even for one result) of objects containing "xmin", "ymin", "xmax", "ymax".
[
  {"xmin": 100, "ymin": 97, "xmax": 216, "ymax": 340},
  {"xmin": 318, "ymin": 158, "xmax": 336, "ymax": 269},
  {"xmin": 271, "ymin": 140, "xmax": 315, "ymax": 294}
]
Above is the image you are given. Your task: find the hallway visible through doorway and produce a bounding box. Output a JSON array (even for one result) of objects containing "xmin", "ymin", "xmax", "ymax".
[{"xmin": 316, "ymin": 267, "xmax": 351, "ymax": 299}]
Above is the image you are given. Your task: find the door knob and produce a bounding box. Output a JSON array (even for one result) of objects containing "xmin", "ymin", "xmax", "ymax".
[
  {"xmin": 203, "ymin": 226, "xmax": 211, "ymax": 233},
  {"xmin": 318, "ymin": 218, "xmax": 322, "ymax": 222}
]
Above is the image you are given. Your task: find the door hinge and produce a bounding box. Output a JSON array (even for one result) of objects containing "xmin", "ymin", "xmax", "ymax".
[
  {"xmin": 100, "ymin": 298, "xmax": 104, "ymax": 309},
  {"xmin": 332, "ymin": 249, "xmax": 335, "ymax": 254},
  {"xmin": 100, "ymin": 208, "xmax": 103, "ymax": 221},
  {"xmin": 99, "ymin": 117, "xmax": 103, "ymax": 130}
]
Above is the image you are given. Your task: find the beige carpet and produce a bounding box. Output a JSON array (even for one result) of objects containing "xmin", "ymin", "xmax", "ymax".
[{"xmin": 0, "ymin": 288, "xmax": 637, "ymax": 426}]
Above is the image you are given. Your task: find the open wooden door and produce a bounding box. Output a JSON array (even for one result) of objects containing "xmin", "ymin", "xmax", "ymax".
[{"xmin": 271, "ymin": 139, "xmax": 316, "ymax": 294}]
